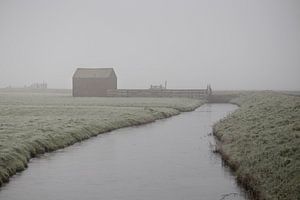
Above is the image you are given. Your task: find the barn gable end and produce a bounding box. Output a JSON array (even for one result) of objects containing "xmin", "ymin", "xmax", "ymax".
[{"xmin": 72, "ymin": 68, "xmax": 117, "ymax": 97}]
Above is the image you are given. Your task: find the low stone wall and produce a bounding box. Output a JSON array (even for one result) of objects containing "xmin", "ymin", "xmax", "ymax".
[{"xmin": 107, "ymin": 89, "xmax": 208, "ymax": 99}]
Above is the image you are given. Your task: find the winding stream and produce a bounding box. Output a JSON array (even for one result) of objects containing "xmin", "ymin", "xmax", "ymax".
[{"xmin": 0, "ymin": 104, "xmax": 249, "ymax": 200}]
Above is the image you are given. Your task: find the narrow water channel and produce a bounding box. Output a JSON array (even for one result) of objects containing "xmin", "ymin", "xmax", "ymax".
[{"xmin": 0, "ymin": 104, "xmax": 249, "ymax": 200}]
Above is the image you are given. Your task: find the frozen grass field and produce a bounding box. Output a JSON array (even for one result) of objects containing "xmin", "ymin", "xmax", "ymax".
[
  {"xmin": 213, "ymin": 92, "xmax": 300, "ymax": 200},
  {"xmin": 0, "ymin": 90, "xmax": 203, "ymax": 185},
  {"xmin": 2, "ymin": 89, "xmax": 299, "ymax": 199}
]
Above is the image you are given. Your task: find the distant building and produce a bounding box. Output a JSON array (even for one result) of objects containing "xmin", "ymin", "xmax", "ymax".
[
  {"xmin": 150, "ymin": 81, "xmax": 167, "ymax": 90},
  {"xmin": 28, "ymin": 82, "xmax": 47, "ymax": 89},
  {"xmin": 150, "ymin": 84, "xmax": 165, "ymax": 90},
  {"xmin": 72, "ymin": 68, "xmax": 117, "ymax": 97}
]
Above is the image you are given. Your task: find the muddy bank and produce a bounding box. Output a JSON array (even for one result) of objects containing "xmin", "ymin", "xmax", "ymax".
[{"xmin": 213, "ymin": 92, "xmax": 300, "ymax": 200}]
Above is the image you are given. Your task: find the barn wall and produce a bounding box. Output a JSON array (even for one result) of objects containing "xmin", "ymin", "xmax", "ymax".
[
  {"xmin": 73, "ymin": 77, "xmax": 117, "ymax": 97},
  {"xmin": 107, "ymin": 75, "xmax": 117, "ymax": 90}
]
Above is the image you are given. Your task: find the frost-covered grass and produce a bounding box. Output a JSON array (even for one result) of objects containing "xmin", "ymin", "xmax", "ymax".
[
  {"xmin": 213, "ymin": 91, "xmax": 300, "ymax": 200},
  {"xmin": 0, "ymin": 91, "xmax": 201, "ymax": 112},
  {"xmin": 0, "ymin": 91, "xmax": 203, "ymax": 186}
]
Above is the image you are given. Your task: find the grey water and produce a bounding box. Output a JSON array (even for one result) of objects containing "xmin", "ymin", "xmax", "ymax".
[{"xmin": 0, "ymin": 104, "xmax": 249, "ymax": 200}]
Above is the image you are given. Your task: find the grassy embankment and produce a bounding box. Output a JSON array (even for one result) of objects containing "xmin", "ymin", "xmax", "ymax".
[
  {"xmin": 213, "ymin": 92, "xmax": 300, "ymax": 200},
  {"xmin": 0, "ymin": 90, "xmax": 204, "ymax": 186}
]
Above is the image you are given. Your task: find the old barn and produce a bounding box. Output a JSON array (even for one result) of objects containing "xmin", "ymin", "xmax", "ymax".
[{"xmin": 72, "ymin": 68, "xmax": 117, "ymax": 97}]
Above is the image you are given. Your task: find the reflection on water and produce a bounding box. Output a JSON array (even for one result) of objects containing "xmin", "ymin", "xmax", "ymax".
[{"xmin": 0, "ymin": 104, "xmax": 249, "ymax": 200}]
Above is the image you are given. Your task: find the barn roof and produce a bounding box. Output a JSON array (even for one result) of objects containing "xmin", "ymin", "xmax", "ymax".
[{"xmin": 73, "ymin": 68, "xmax": 115, "ymax": 78}]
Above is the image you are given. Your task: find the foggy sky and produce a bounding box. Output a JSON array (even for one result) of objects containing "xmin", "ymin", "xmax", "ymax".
[{"xmin": 0, "ymin": 0, "xmax": 299, "ymax": 90}]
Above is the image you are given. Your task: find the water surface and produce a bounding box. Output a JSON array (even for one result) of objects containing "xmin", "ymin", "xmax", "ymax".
[{"xmin": 0, "ymin": 104, "xmax": 249, "ymax": 200}]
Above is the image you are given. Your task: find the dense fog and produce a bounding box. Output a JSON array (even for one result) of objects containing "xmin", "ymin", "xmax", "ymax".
[{"xmin": 0, "ymin": 0, "xmax": 299, "ymax": 90}]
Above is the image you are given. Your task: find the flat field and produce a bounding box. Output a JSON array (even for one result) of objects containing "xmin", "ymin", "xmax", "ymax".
[
  {"xmin": 213, "ymin": 91, "xmax": 300, "ymax": 200},
  {"xmin": 0, "ymin": 89, "xmax": 203, "ymax": 185}
]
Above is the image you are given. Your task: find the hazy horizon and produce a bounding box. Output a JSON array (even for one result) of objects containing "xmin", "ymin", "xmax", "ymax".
[{"xmin": 1, "ymin": 0, "xmax": 300, "ymax": 90}]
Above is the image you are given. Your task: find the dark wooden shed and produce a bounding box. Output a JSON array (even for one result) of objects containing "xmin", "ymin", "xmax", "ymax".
[{"xmin": 72, "ymin": 68, "xmax": 117, "ymax": 97}]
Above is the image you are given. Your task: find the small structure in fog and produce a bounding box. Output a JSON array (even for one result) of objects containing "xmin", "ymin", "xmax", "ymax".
[
  {"xmin": 72, "ymin": 68, "xmax": 117, "ymax": 97},
  {"xmin": 206, "ymin": 84, "xmax": 212, "ymax": 95},
  {"xmin": 28, "ymin": 82, "xmax": 47, "ymax": 89},
  {"xmin": 150, "ymin": 81, "xmax": 167, "ymax": 90}
]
